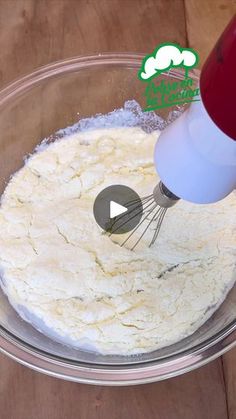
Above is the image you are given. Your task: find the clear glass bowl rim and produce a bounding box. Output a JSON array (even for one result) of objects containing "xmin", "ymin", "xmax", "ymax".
[{"xmin": 0, "ymin": 52, "xmax": 235, "ymax": 385}]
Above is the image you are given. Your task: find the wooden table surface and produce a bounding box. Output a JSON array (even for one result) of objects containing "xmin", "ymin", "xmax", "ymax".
[{"xmin": 0, "ymin": 1, "xmax": 236, "ymax": 418}]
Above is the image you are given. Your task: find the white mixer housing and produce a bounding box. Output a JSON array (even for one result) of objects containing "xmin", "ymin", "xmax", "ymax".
[{"xmin": 154, "ymin": 99, "xmax": 236, "ymax": 204}]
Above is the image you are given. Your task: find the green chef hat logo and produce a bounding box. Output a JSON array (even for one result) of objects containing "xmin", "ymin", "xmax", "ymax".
[{"xmin": 139, "ymin": 43, "xmax": 199, "ymax": 81}]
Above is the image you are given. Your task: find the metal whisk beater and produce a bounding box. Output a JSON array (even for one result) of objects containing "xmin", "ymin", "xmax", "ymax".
[{"xmin": 108, "ymin": 182, "xmax": 180, "ymax": 250}]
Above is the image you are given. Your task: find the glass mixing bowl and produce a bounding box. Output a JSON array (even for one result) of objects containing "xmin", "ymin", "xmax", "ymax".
[{"xmin": 0, "ymin": 53, "xmax": 236, "ymax": 385}]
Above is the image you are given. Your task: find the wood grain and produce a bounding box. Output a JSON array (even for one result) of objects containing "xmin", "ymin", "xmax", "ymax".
[
  {"xmin": 184, "ymin": 0, "xmax": 236, "ymax": 64},
  {"xmin": 223, "ymin": 351, "xmax": 236, "ymax": 419},
  {"xmin": 0, "ymin": 0, "xmax": 186, "ymax": 87},
  {"xmin": 0, "ymin": 353, "xmax": 228, "ymax": 419},
  {"xmin": 0, "ymin": 1, "xmax": 235, "ymax": 418}
]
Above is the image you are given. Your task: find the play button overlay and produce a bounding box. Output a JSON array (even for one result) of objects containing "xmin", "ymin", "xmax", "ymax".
[
  {"xmin": 93, "ymin": 185, "xmax": 143, "ymax": 234},
  {"xmin": 110, "ymin": 201, "xmax": 128, "ymax": 218}
]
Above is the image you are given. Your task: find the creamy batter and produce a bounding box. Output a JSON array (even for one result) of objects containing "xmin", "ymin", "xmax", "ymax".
[{"xmin": 0, "ymin": 126, "xmax": 236, "ymax": 355}]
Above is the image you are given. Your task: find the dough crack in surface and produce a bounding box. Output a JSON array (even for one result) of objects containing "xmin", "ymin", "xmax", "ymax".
[{"xmin": 0, "ymin": 126, "xmax": 236, "ymax": 355}]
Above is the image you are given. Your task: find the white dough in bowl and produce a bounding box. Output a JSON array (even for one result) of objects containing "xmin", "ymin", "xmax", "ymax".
[{"xmin": 0, "ymin": 126, "xmax": 236, "ymax": 355}]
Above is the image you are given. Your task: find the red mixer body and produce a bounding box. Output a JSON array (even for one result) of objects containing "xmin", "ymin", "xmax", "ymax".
[
  {"xmin": 155, "ymin": 14, "xmax": 236, "ymax": 204},
  {"xmin": 200, "ymin": 15, "xmax": 236, "ymax": 141}
]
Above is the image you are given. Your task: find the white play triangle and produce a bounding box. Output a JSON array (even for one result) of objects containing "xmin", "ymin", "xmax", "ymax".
[{"xmin": 110, "ymin": 201, "xmax": 128, "ymax": 218}]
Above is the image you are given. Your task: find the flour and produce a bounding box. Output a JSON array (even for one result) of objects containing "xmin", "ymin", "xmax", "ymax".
[{"xmin": 0, "ymin": 126, "xmax": 235, "ymax": 355}]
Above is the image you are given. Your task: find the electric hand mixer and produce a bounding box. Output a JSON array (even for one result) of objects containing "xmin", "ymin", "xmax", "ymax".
[{"xmin": 110, "ymin": 15, "xmax": 236, "ymax": 250}]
